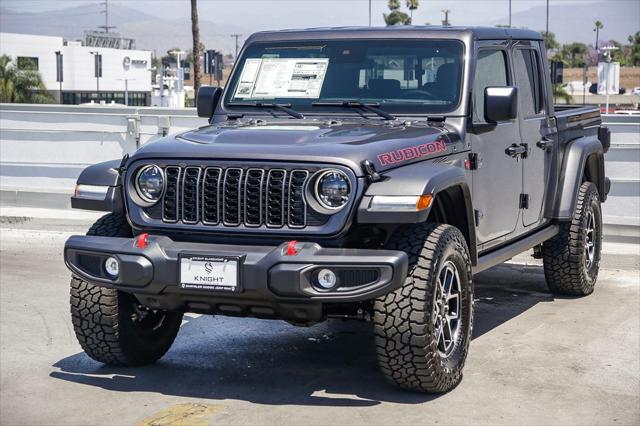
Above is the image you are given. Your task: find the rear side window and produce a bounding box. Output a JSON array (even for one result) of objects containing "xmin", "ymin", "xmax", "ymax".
[
  {"xmin": 514, "ymin": 48, "xmax": 544, "ymax": 117},
  {"xmin": 472, "ymin": 49, "xmax": 508, "ymax": 122}
]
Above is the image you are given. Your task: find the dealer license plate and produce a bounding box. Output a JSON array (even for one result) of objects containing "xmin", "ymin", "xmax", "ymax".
[{"xmin": 179, "ymin": 255, "xmax": 240, "ymax": 292}]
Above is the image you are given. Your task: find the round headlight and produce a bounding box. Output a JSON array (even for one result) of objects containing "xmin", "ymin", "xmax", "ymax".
[
  {"xmin": 135, "ymin": 165, "xmax": 164, "ymax": 203},
  {"xmin": 315, "ymin": 169, "xmax": 350, "ymax": 210}
]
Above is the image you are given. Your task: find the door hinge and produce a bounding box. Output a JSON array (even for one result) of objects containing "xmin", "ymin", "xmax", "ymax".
[
  {"xmin": 519, "ymin": 194, "xmax": 529, "ymax": 209},
  {"xmin": 467, "ymin": 153, "xmax": 480, "ymax": 170},
  {"xmin": 474, "ymin": 209, "xmax": 483, "ymax": 225}
]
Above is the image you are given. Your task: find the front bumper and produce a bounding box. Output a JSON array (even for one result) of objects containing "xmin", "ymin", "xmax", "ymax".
[{"xmin": 64, "ymin": 235, "xmax": 408, "ymax": 323}]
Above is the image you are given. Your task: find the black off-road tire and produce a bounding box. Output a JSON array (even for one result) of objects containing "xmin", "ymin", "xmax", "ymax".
[
  {"xmin": 373, "ymin": 223, "xmax": 474, "ymax": 393},
  {"xmin": 541, "ymin": 181, "xmax": 602, "ymax": 296},
  {"xmin": 70, "ymin": 213, "xmax": 183, "ymax": 366}
]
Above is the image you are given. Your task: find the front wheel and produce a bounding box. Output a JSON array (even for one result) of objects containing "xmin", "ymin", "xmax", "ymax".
[
  {"xmin": 70, "ymin": 213, "xmax": 183, "ymax": 366},
  {"xmin": 373, "ymin": 223, "xmax": 474, "ymax": 393}
]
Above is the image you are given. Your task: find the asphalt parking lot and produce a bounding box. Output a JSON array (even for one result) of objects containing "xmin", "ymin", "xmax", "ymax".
[{"xmin": 1, "ymin": 221, "xmax": 639, "ymax": 426}]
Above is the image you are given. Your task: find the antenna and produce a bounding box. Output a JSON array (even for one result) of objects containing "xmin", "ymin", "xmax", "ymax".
[
  {"xmin": 99, "ymin": 0, "xmax": 116, "ymax": 33},
  {"xmin": 230, "ymin": 34, "xmax": 243, "ymax": 59},
  {"xmin": 441, "ymin": 9, "xmax": 451, "ymax": 26}
]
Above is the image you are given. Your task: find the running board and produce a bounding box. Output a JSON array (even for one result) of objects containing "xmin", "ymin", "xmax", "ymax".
[{"xmin": 473, "ymin": 225, "xmax": 559, "ymax": 274}]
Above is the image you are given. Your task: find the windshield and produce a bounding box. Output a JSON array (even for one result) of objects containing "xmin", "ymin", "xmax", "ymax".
[{"xmin": 224, "ymin": 39, "xmax": 465, "ymax": 115}]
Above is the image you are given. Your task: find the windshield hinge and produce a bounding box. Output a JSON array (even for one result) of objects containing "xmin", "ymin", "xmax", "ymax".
[{"xmin": 362, "ymin": 160, "xmax": 383, "ymax": 183}]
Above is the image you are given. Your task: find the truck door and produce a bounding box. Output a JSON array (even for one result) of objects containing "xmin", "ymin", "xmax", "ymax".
[
  {"xmin": 512, "ymin": 44, "xmax": 553, "ymax": 227},
  {"xmin": 470, "ymin": 46, "xmax": 522, "ymax": 244}
]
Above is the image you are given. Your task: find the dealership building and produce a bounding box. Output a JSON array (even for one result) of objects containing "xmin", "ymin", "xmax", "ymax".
[{"xmin": 0, "ymin": 32, "xmax": 152, "ymax": 106}]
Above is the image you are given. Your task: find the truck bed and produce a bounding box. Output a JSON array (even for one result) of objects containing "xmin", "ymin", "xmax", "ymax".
[{"xmin": 554, "ymin": 105, "xmax": 601, "ymax": 143}]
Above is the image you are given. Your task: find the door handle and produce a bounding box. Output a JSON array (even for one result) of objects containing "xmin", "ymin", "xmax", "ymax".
[
  {"xmin": 505, "ymin": 143, "xmax": 527, "ymax": 158},
  {"xmin": 536, "ymin": 138, "xmax": 553, "ymax": 152}
]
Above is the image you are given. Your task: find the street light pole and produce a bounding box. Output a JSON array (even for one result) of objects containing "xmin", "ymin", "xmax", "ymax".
[
  {"xmin": 508, "ymin": 0, "xmax": 512, "ymax": 27},
  {"xmin": 545, "ymin": 0, "xmax": 549, "ymax": 37},
  {"xmin": 230, "ymin": 34, "xmax": 242, "ymax": 60},
  {"xmin": 118, "ymin": 78, "xmax": 135, "ymax": 106},
  {"xmin": 369, "ymin": 0, "xmax": 372, "ymax": 26}
]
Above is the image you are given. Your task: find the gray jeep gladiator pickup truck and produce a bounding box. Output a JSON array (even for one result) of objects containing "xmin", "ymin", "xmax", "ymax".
[{"xmin": 65, "ymin": 26, "xmax": 611, "ymax": 393}]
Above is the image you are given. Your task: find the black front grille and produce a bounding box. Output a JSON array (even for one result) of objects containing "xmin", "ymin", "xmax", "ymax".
[
  {"xmin": 160, "ymin": 166, "xmax": 313, "ymax": 229},
  {"xmin": 162, "ymin": 167, "xmax": 180, "ymax": 222}
]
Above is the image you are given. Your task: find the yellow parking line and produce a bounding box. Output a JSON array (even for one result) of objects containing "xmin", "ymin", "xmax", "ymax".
[{"xmin": 136, "ymin": 403, "xmax": 222, "ymax": 426}]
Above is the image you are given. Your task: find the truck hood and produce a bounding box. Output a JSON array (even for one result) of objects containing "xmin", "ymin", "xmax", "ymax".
[{"xmin": 131, "ymin": 118, "xmax": 459, "ymax": 176}]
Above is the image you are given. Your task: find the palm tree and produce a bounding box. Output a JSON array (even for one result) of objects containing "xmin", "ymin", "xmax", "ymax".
[
  {"xmin": 593, "ymin": 21, "xmax": 603, "ymax": 63},
  {"xmin": 190, "ymin": 0, "xmax": 202, "ymax": 93},
  {"xmin": 384, "ymin": 0, "xmax": 410, "ymax": 25},
  {"xmin": 388, "ymin": 0, "xmax": 401, "ymax": 11},
  {"xmin": 406, "ymin": 0, "xmax": 419, "ymax": 23},
  {"xmin": 553, "ymin": 83, "xmax": 572, "ymax": 104},
  {"xmin": 0, "ymin": 55, "xmax": 53, "ymax": 103}
]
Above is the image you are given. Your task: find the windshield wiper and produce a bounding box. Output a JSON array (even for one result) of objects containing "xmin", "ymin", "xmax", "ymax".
[
  {"xmin": 312, "ymin": 101, "xmax": 396, "ymax": 120},
  {"xmin": 228, "ymin": 102, "xmax": 304, "ymax": 119}
]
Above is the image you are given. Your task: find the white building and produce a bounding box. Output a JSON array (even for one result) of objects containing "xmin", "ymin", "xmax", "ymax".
[{"xmin": 0, "ymin": 32, "xmax": 152, "ymax": 106}]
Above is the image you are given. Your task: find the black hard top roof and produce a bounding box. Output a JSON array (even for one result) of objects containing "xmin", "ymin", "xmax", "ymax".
[{"xmin": 246, "ymin": 26, "xmax": 543, "ymax": 43}]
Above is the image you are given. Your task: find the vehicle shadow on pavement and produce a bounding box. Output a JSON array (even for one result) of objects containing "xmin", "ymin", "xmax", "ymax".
[{"xmin": 50, "ymin": 263, "xmax": 554, "ymax": 407}]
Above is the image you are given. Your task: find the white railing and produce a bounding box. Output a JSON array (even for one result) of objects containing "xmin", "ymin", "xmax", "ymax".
[{"xmin": 1, "ymin": 104, "xmax": 638, "ymax": 241}]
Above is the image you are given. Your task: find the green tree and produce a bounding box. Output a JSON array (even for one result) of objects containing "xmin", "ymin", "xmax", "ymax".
[
  {"xmin": 608, "ymin": 40, "xmax": 628, "ymax": 66},
  {"xmin": 627, "ymin": 32, "xmax": 640, "ymax": 66},
  {"xmin": 594, "ymin": 20, "xmax": 603, "ymax": 48},
  {"xmin": 560, "ymin": 42, "xmax": 588, "ymax": 67},
  {"xmin": 553, "ymin": 83, "xmax": 572, "ymax": 104},
  {"xmin": 541, "ymin": 31, "xmax": 560, "ymax": 51},
  {"xmin": 0, "ymin": 55, "xmax": 53, "ymax": 103},
  {"xmin": 384, "ymin": 0, "xmax": 410, "ymax": 25},
  {"xmin": 406, "ymin": 0, "xmax": 419, "ymax": 22}
]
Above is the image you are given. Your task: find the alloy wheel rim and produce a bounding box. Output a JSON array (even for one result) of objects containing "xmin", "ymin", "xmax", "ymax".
[
  {"xmin": 585, "ymin": 207, "xmax": 596, "ymax": 270},
  {"xmin": 433, "ymin": 260, "xmax": 462, "ymax": 357}
]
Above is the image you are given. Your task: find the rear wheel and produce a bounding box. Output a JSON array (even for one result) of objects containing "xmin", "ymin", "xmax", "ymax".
[
  {"xmin": 373, "ymin": 223, "xmax": 474, "ymax": 393},
  {"xmin": 542, "ymin": 182, "xmax": 602, "ymax": 296},
  {"xmin": 70, "ymin": 213, "xmax": 183, "ymax": 366}
]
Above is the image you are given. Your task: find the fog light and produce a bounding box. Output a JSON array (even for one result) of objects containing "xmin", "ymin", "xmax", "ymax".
[
  {"xmin": 104, "ymin": 256, "xmax": 119, "ymax": 278},
  {"xmin": 316, "ymin": 268, "xmax": 337, "ymax": 289}
]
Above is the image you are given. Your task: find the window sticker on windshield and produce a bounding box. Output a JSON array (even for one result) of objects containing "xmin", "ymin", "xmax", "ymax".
[{"xmin": 233, "ymin": 58, "xmax": 329, "ymax": 99}]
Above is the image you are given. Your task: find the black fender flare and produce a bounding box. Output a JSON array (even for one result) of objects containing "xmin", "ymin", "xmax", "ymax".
[
  {"xmin": 71, "ymin": 159, "xmax": 124, "ymax": 213},
  {"xmin": 358, "ymin": 161, "xmax": 477, "ymax": 264},
  {"xmin": 548, "ymin": 135, "xmax": 605, "ymax": 220}
]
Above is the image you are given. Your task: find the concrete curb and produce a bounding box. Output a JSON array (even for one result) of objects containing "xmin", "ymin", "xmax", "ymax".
[{"xmin": 1, "ymin": 189, "xmax": 71, "ymax": 210}]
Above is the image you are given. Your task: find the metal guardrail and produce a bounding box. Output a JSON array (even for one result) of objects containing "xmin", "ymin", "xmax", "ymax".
[
  {"xmin": 1, "ymin": 104, "xmax": 638, "ymax": 241},
  {"xmin": 601, "ymin": 114, "xmax": 640, "ymax": 242}
]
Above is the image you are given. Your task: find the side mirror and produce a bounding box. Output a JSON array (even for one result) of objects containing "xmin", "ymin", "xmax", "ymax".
[
  {"xmin": 484, "ymin": 87, "xmax": 518, "ymax": 123},
  {"xmin": 196, "ymin": 86, "xmax": 223, "ymax": 118},
  {"xmin": 550, "ymin": 60, "xmax": 564, "ymax": 84}
]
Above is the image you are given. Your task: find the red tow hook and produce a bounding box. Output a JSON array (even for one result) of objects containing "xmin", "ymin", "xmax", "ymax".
[
  {"xmin": 135, "ymin": 233, "xmax": 149, "ymax": 249},
  {"xmin": 286, "ymin": 240, "xmax": 299, "ymax": 256}
]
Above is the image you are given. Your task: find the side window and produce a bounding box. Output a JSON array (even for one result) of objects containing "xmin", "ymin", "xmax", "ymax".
[
  {"xmin": 473, "ymin": 49, "xmax": 508, "ymax": 122},
  {"xmin": 514, "ymin": 48, "xmax": 544, "ymax": 117}
]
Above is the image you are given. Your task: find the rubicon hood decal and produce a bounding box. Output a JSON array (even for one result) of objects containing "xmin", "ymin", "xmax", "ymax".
[{"xmin": 377, "ymin": 138, "xmax": 448, "ymax": 166}]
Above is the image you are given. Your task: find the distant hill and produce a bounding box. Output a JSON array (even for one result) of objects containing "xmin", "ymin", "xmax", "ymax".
[
  {"xmin": 1, "ymin": 1, "xmax": 637, "ymax": 55},
  {"xmin": 496, "ymin": 1, "xmax": 639, "ymax": 45},
  {"xmin": 0, "ymin": 3, "xmax": 245, "ymax": 56}
]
